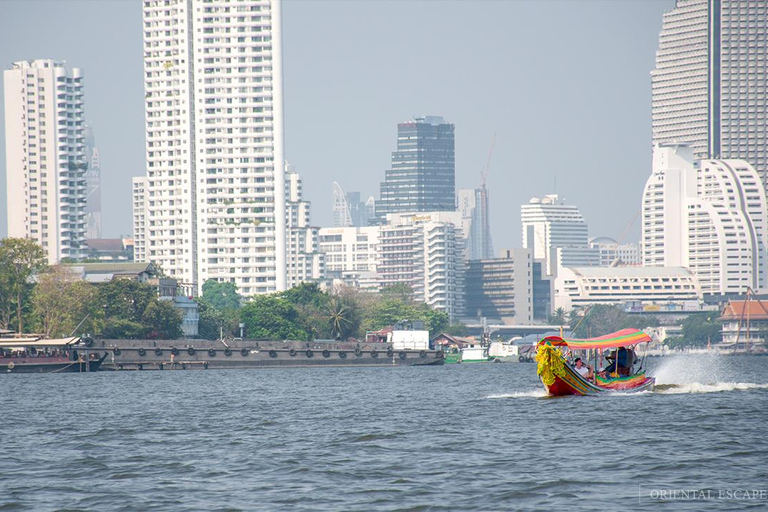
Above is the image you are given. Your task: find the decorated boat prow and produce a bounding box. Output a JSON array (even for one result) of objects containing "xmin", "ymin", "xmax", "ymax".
[{"xmin": 536, "ymin": 328, "xmax": 655, "ymax": 396}]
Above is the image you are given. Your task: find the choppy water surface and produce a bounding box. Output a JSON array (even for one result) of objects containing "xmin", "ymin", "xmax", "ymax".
[{"xmin": 1, "ymin": 355, "xmax": 767, "ymax": 511}]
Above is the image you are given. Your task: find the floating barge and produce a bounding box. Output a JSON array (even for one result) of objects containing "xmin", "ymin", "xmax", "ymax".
[{"xmin": 95, "ymin": 338, "xmax": 444, "ymax": 370}]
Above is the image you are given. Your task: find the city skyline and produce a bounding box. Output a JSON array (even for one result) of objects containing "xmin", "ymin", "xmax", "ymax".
[{"xmin": 0, "ymin": 0, "xmax": 674, "ymax": 251}]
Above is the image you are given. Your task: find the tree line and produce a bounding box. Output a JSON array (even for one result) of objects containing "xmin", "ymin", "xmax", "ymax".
[
  {"xmin": 0, "ymin": 237, "xmax": 465, "ymax": 341},
  {"xmin": 548, "ymin": 304, "xmax": 722, "ymax": 347}
]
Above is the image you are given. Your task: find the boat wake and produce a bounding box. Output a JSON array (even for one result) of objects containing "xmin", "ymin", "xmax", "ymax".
[
  {"xmin": 487, "ymin": 389, "xmax": 547, "ymax": 399},
  {"xmin": 653, "ymin": 382, "xmax": 768, "ymax": 394},
  {"xmin": 650, "ymin": 353, "xmax": 768, "ymax": 395}
]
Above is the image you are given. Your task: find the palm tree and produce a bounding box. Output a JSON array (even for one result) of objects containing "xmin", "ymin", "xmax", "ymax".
[
  {"xmin": 549, "ymin": 307, "xmax": 567, "ymax": 326},
  {"xmin": 328, "ymin": 298, "xmax": 354, "ymax": 340}
]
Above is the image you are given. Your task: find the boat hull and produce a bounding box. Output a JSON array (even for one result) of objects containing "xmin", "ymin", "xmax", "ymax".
[
  {"xmin": 3, "ymin": 357, "xmax": 105, "ymax": 374},
  {"xmin": 542, "ymin": 363, "xmax": 655, "ymax": 396}
]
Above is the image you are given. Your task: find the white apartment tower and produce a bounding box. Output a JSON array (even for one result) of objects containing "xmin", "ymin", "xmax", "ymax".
[
  {"xmin": 132, "ymin": 177, "xmax": 148, "ymax": 263},
  {"xmin": 521, "ymin": 195, "xmax": 598, "ymax": 276},
  {"xmin": 642, "ymin": 143, "xmax": 768, "ymax": 294},
  {"xmin": 642, "ymin": 143, "xmax": 697, "ymax": 267},
  {"xmin": 685, "ymin": 159, "xmax": 768, "ymax": 294},
  {"xmin": 4, "ymin": 60, "xmax": 87, "ymax": 264},
  {"xmin": 285, "ymin": 166, "xmax": 324, "ymax": 287},
  {"xmin": 379, "ymin": 213, "xmax": 465, "ymax": 320},
  {"xmin": 652, "ymin": 0, "xmax": 768, "ymax": 194},
  {"xmin": 142, "ymin": 0, "xmax": 285, "ymax": 294}
]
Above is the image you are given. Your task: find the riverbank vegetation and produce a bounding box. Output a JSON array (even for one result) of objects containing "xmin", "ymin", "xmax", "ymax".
[{"xmin": 0, "ymin": 238, "xmax": 465, "ymax": 341}]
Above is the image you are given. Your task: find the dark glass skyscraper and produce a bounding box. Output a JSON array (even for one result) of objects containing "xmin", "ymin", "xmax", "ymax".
[{"xmin": 377, "ymin": 116, "xmax": 455, "ymax": 220}]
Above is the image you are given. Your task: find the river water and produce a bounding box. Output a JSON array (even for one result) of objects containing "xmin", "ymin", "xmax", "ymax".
[{"xmin": 1, "ymin": 354, "xmax": 767, "ymax": 511}]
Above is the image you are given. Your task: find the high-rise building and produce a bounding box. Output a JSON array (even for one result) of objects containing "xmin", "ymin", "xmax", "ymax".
[
  {"xmin": 378, "ymin": 212, "xmax": 464, "ymax": 320},
  {"xmin": 132, "ymin": 177, "xmax": 148, "ymax": 263},
  {"xmin": 641, "ymin": 143, "xmax": 697, "ymax": 267},
  {"xmin": 285, "ymin": 165, "xmax": 324, "ymax": 287},
  {"xmin": 4, "ymin": 60, "xmax": 87, "ymax": 264},
  {"xmin": 141, "ymin": 0, "xmax": 285, "ymax": 294},
  {"xmin": 652, "ymin": 0, "xmax": 768, "ymax": 193},
  {"xmin": 463, "ymin": 248, "xmax": 532, "ymax": 324},
  {"xmin": 84, "ymin": 124, "xmax": 101, "ymax": 239},
  {"xmin": 458, "ymin": 187, "xmax": 494, "ymax": 260},
  {"xmin": 332, "ymin": 182, "xmax": 374, "ymax": 227},
  {"xmin": 642, "ymin": 143, "xmax": 768, "ymax": 295},
  {"xmin": 377, "ymin": 116, "xmax": 455, "ymax": 220},
  {"xmin": 521, "ymin": 194, "xmax": 599, "ymax": 276}
]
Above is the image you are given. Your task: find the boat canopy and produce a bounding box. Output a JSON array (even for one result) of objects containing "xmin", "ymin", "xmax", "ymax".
[
  {"xmin": 538, "ymin": 328, "xmax": 652, "ymax": 350},
  {"xmin": 0, "ymin": 337, "xmax": 79, "ymax": 348}
]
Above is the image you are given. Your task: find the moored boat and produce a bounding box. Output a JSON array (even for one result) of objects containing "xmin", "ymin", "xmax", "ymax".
[
  {"xmin": 0, "ymin": 336, "xmax": 106, "ymax": 374},
  {"xmin": 536, "ymin": 328, "xmax": 655, "ymax": 396}
]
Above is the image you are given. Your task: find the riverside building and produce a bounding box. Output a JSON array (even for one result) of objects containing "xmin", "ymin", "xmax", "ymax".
[
  {"xmin": 377, "ymin": 116, "xmax": 455, "ymax": 221},
  {"xmin": 463, "ymin": 248, "xmax": 532, "ymax": 324},
  {"xmin": 521, "ymin": 194, "xmax": 599, "ymax": 276},
  {"xmin": 378, "ymin": 212, "xmax": 464, "ymax": 320},
  {"xmin": 139, "ymin": 0, "xmax": 286, "ymax": 295},
  {"xmin": 554, "ymin": 266, "xmax": 702, "ymax": 311},
  {"xmin": 642, "ymin": 143, "xmax": 768, "ymax": 295},
  {"xmin": 652, "ymin": 0, "xmax": 768, "ymax": 195},
  {"xmin": 285, "ymin": 166, "xmax": 324, "ymax": 288},
  {"xmin": 4, "ymin": 60, "xmax": 87, "ymax": 264},
  {"xmin": 458, "ymin": 187, "xmax": 494, "ymax": 260}
]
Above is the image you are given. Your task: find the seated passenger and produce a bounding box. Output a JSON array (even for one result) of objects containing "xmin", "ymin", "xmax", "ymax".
[{"xmin": 573, "ymin": 357, "xmax": 593, "ymax": 379}]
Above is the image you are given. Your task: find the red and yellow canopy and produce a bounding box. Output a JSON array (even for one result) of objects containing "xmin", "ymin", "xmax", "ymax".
[{"xmin": 538, "ymin": 328, "xmax": 652, "ymax": 350}]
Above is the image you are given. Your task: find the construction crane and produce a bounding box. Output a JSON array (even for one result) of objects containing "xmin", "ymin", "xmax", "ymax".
[
  {"xmin": 609, "ymin": 210, "xmax": 641, "ymax": 267},
  {"xmin": 480, "ymin": 134, "xmax": 496, "ymax": 188}
]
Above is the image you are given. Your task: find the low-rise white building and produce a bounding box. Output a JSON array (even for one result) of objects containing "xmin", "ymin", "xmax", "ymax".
[{"xmin": 554, "ymin": 266, "xmax": 702, "ymax": 311}]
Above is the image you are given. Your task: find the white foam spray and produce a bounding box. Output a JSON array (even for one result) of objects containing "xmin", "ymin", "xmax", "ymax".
[
  {"xmin": 487, "ymin": 389, "xmax": 547, "ymax": 399},
  {"xmin": 650, "ymin": 353, "xmax": 768, "ymax": 394}
]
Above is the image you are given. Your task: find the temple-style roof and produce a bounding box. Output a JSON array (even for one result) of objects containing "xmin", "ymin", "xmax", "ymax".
[{"xmin": 721, "ymin": 300, "xmax": 768, "ymax": 321}]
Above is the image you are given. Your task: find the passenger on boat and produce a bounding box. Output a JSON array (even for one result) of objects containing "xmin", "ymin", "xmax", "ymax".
[{"xmin": 573, "ymin": 357, "xmax": 593, "ymax": 379}]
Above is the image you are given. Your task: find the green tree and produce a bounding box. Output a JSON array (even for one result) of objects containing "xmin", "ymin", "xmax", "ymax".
[
  {"xmin": 361, "ymin": 297, "xmax": 416, "ymax": 333},
  {"xmin": 101, "ymin": 318, "xmax": 145, "ymax": 339},
  {"xmin": 327, "ymin": 296, "xmax": 360, "ymax": 340},
  {"xmin": 196, "ymin": 299, "xmax": 226, "ymax": 340},
  {"xmin": 549, "ymin": 307, "xmax": 568, "ymax": 325},
  {"xmin": 281, "ymin": 282, "xmax": 327, "ymax": 308},
  {"xmin": 241, "ymin": 295, "xmax": 311, "ymax": 340},
  {"xmin": 282, "ymin": 282, "xmax": 331, "ymax": 339},
  {"xmin": 444, "ymin": 322, "xmax": 469, "ymax": 336},
  {"xmin": 380, "ymin": 283, "xmax": 414, "ymax": 303},
  {"xmin": 99, "ymin": 279, "xmax": 156, "ymax": 323},
  {"xmin": 32, "ymin": 266, "xmax": 103, "ymax": 337},
  {"xmin": 201, "ymin": 279, "xmax": 242, "ymax": 311},
  {"xmin": 142, "ymin": 299, "xmax": 183, "ymax": 339},
  {"xmin": 680, "ymin": 313, "xmax": 721, "ymax": 346},
  {"xmin": 417, "ymin": 304, "xmax": 450, "ymax": 334},
  {"xmin": 0, "ymin": 238, "xmax": 47, "ymax": 333}
]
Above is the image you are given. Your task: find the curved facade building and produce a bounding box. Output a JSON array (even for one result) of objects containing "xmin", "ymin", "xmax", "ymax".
[
  {"xmin": 642, "ymin": 144, "xmax": 768, "ymax": 295},
  {"xmin": 684, "ymin": 159, "xmax": 768, "ymax": 294}
]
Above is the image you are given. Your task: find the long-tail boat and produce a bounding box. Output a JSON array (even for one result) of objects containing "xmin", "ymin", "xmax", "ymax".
[{"xmin": 535, "ymin": 328, "xmax": 655, "ymax": 396}]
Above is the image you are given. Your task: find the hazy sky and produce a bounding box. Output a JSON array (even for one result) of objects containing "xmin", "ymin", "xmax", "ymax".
[{"xmin": 0, "ymin": 0, "xmax": 674, "ymax": 250}]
